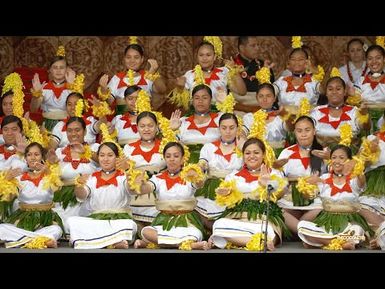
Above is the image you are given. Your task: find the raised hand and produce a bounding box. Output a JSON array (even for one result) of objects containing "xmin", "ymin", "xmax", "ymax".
[
  {"xmin": 76, "ymin": 173, "xmax": 90, "ymax": 186},
  {"xmin": 259, "ymin": 163, "xmax": 270, "ymax": 187},
  {"xmin": 263, "ymin": 59, "xmax": 276, "ymax": 69},
  {"xmin": 273, "ymin": 158, "xmax": 289, "ymax": 169},
  {"xmin": 46, "ymin": 148, "xmax": 59, "ymax": 164},
  {"xmin": 342, "ymin": 159, "xmax": 357, "ymax": 176},
  {"xmin": 89, "ymin": 94, "xmax": 102, "ymax": 106},
  {"xmin": 116, "ymin": 157, "xmax": 131, "ymax": 172},
  {"xmin": 147, "ymin": 59, "xmax": 159, "ymax": 74},
  {"xmin": 5, "ymin": 168, "xmax": 23, "ymax": 180},
  {"xmin": 65, "ymin": 68, "xmax": 76, "ymax": 84},
  {"xmin": 215, "ymin": 86, "xmax": 227, "ymax": 103},
  {"xmin": 99, "ymin": 74, "xmax": 109, "ymax": 89},
  {"xmin": 170, "ymin": 109, "xmax": 182, "ymax": 130},
  {"xmin": 31, "ymin": 73, "xmax": 47, "ymax": 92},
  {"xmin": 15, "ymin": 132, "xmax": 28, "ymax": 154},
  {"xmin": 306, "ymin": 172, "xmax": 323, "ymax": 185},
  {"xmin": 175, "ymin": 76, "xmax": 186, "ymax": 88},
  {"xmin": 32, "ymin": 161, "xmax": 48, "ymax": 174},
  {"xmin": 311, "ymin": 147, "xmax": 331, "ymax": 160},
  {"xmin": 223, "ymin": 56, "xmax": 236, "ymax": 69}
]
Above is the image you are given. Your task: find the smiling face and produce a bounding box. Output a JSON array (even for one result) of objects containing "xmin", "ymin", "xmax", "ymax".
[
  {"xmin": 124, "ymin": 48, "xmax": 144, "ymax": 71},
  {"xmin": 66, "ymin": 121, "xmax": 85, "ymax": 144},
  {"xmin": 367, "ymin": 48, "xmax": 385, "ymax": 73},
  {"xmin": 164, "ymin": 145, "xmax": 184, "ymax": 173},
  {"xmin": 197, "ymin": 44, "xmax": 216, "ymax": 71},
  {"xmin": 243, "ymin": 143, "xmax": 264, "ymax": 170},
  {"xmin": 137, "ymin": 116, "xmax": 157, "ymax": 141},
  {"xmin": 331, "ymin": 148, "xmax": 349, "ymax": 174},
  {"xmin": 26, "ymin": 145, "xmax": 43, "ymax": 170},
  {"xmin": 2, "ymin": 121, "xmax": 21, "ymax": 145},
  {"xmin": 294, "ymin": 118, "xmax": 315, "ymax": 147},
  {"xmin": 50, "ymin": 59, "xmax": 67, "ymax": 83},
  {"xmin": 98, "ymin": 144, "xmax": 117, "ymax": 172}
]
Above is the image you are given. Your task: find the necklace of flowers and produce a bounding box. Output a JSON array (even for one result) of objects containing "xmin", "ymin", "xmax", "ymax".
[{"xmin": 347, "ymin": 61, "xmax": 367, "ymax": 83}]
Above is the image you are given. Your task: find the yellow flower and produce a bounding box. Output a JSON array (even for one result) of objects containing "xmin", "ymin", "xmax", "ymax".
[
  {"xmin": 97, "ymin": 86, "xmax": 111, "ymax": 101},
  {"xmin": 296, "ymin": 177, "xmax": 319, "ymax": 199},
  {"xmin": 245, "ymin": 233, "xmax": 265, "ymax": 251},
  {"xmin": 203, "ymin": 36, "xmax": 223, "ymax": 58},
  {"xmin": 356, "ymin": 110, "xmax": 369, "ymax": 125},
  {"xmin": 376, "ymin": 36, "xmax": 385, "ymax": 49},
  {"xmin": 194, "ymin": 65, "xmax": 205, "ymax": 86},
  {"xmin": 99, "ymin": 123, "xmax": 123, "ymax": 157},
  {"xmin": 330, "ymin": 67, "xmax": 342, "ymax": 78},
  {"xmin": 180, "ymin": 164, "xmax": 205, "ymax": 183},
  {"xmin": 312, "ymin": 65, "xmax": 325, "ymax": 82},
  {"xmin": 322, "ymin": 238, "xmax": 345, "ymax": 250},
  {"xmin": 215, "ymin": 179, "xmax": 244, "ymax": 208},
  {"xmin": 127, "ymin": 168, "xmax": 148, "ymax": 194},
  {"xmin": 183, "ymin": 144, "xmax": 191, "ymax": 163},
  {"xmin": 346, "ymin": 92, "xmax": 361, "ymax": 106},
  {"xmin": 178, "ymin": 239, "xmax": 194, "ymax": 250},
  {"xmin": 339, "ymin": 123, "xmax": 353, "ymax": 146},
  {"xmin": 351, "ymin": 156, "xmax": 365, "ymax": 178},
  {"xmin": 22, "ymin": 236, "xmax": 52, "ymax": 249},
  {"xmin": 255, "ymin": 67, "xmax": 271, "ymax": 84},
  {"xmin": 359, "ymin": 138, "xmax": 380, "ymax": 164},
  {"xmin": 146, "ymin": 242, "xmax": 159, "ymax": 249},
  {"xmin": 135, "ymin": 90, "xmax": 152, "ymax": 113},
  {"xmin": 56, "ymin": 45, "xmax": 65, "ymax": 57},
  {"xmin": 91, "ymin": 101, "xmax": 113, "ymax": 118},
  {"xmin": 168, "ymin": 88, "xmax": 190, "ymax": 110},
  {"xmin": 75, "ymin": 99, "xmax": 85, "ymax": 117},
  {"xmin": 42, "ymin": 162, "xmax": 63, "ymax": 192},
  {"xmin": 255, "ymin": 175, "xmax": 287, "ymax": 203},
  {"xmin": 129, "ymin": 36, "xmax": 138, "ymax": 45},
  {"xmin": 0, "ymin": 171, "xmax": 19, "ymax": 202},
  {"xmin": 127, "ymin": 69, "xmax": 135, "ymax": 86},
  {"xmin": 144, "ymin": 71, "xmax": 160, "ymax": 82},
  {"xmin": 80, "ymin": 145, "xmax": 92, "ymax": 160},
  {"xmin": 70, "ymin": 74, "xmax": 85, "ymax": 94},
  {"xmin": 291, "ymin": 36, "xmax": 303, "ymax": 49},
  {"xmin": 216, "ymin": 92, "xmax": 236, "ymax": 113},
  {"xmin": 1, "ymin": 72, "xmax": 25, "ymax": 118}
]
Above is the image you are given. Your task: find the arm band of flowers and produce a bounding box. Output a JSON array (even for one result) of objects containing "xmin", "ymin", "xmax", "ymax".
[
  {"xmin": 312, "ymin": 65, "xmax": 325, "ymax": 82},
  {"xmin": 31, "ymin": 89, "xmax": 43, "ymax": 98},
  {"xmin": 359, "ymin": 138, "xmax": 380, "ymax": 164},
  {"xmin": 254, "ymin": 175, "xmax": 287, "ymax": 203},
  {"xmin": 97, "ymin": 87, "xmax": 111, "ymax": 101},
  {"xmin": 0, "ymin": 171, "xmax": 19, "ymax": 202},
  {"xmin": 356, "ymin": 110, "xmax": 369, "ymax": 125},
  {"xmin": 180, "ymin": 163, "xmax": 205, "ymax": 184},
  {"xmin": 168, "ymin": 88, "xmax": 190, "ymax": 110},
  {"xmin": 92, "ymin": 101, "xmax": 113, "ymax": 118},
  {"xmin": 296, "ymin": 177, "xmax": 319, "ymax": 199},
  {"xmin": 42, "ymin": 162, "xmax": 63, "ymax": 191},
  {"xmin": 215, "ymin": 179, "xmax": 244, "ymax": 208},
  {"xmin": 145, "ymin": 71, "xmax": 161, "ymax": 82}
]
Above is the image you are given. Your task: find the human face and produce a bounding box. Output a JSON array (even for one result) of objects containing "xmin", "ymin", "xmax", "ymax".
[
  {"xmin": 66, "ymin": 121, "xmax": 85, "ymax": 144},
  {"xmin": 50, "ymin": 59, "xmax": 67, "ymax": 82},
  {"xmin": 288, "ymin": 50, "xmax": 308, "ymax": 74},
  {"xmin": 348, "ymin": 41, "xmax": 365, "ymax": 64},
  {"xmin": 331, "ymin": 148, "xmax": 349, "ymax": 174},
  {"xmin": 138, "ymin": 116, "xmax": 157, "ymax": 141},
  {"xmin": 192, "ymin": 88, "xmax": 211, "ymax": 113},
  {"xmin": 164, "ymin": 146, "xmax": 184, "ymax": 173},
  {"xmin": 257, "ymin": 87, "xmax": 275, "ymax": 110},
  {"xmin": 219, "ymin": 118, "xmax": 237, "ymax": 143},
  {"xmin": 239, "ymin": 37, "xmax": 259, "ymax": 60},
  {"xmin": 197, "ymin": 45, "xmax": 216, "ymax": 71},
  {"xmin": 326, "ymin": 79, "xmax": 346, "ymax": 106},
  {"xmin": 26, "ymin": 145, "xmax": 43, "ymax": 169},
  {"xmin": 124, "ymin": 48, "xmax": 144, "ymax": 71},
  {"xmin": 66, "ymin": 95, "xmax": 81, "ymax": 117},
  {"xmin": 125, "ymin": 91, "xmax": 139, "ymax": 111},
  {"xmin": 243, "ymin": 143, "xmax": 264, "ymax": 170},
  {"xmin": 2, "ymin": 94, "xmax": 13, "ymax": 116},
  {"xmin": 2, "ymin": 122, "xmax": 21, "ymax": 145},
  {"xmin": 294, "ymin": 119, "xmax": 315, "ymax": 147},
  {"xmin": 98, "ymin": 145, "xmax": 117, "ymax": 172},
  {"xmin": 367, "ymin": 49, "xmax": 385, "ymax": 73}
]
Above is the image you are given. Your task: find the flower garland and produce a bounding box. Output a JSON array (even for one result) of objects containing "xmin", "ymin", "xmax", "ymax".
[
  {"xmin": 91, "ymin": 101, "xmax": 113, "ymax": 118},
  {"xmin": 146, "ymin": 242, "xmax": 159, "ymax": 249},
  {"xmin": 376, "ymin": 36, "xmax": 385, "ymax": 49},
  {"xmin": 56, "ymin": 45, "xmax": 65, "ymax": 57},
  {"xmin": 312, "ymin": 65, "xmax": 325, "ymax": 82},
  {"xmin": 127, "ymin": 69, "xmax": 135, "ymax": 86},
  {"xmin": 295, "ymin": 97, "xmax": 312, "ymax": 122},
  {"xmin": 178, "ymin": 239, "xmax": 195, "ymax": 250},
  {"xmin": 135, "ymin": 90, "xmax": 152, "ymax": 113},
  {"xmin": 22, "ymin": 236, "xmax": 53, "ymax": 249},
  {"xmin": 31, "ymin": 89, "xmax": 43, "ymax": 98},
  {"xmin": 97, "ymin": 86, "xmax": 111, "ymax": 101},
  {"xmin": 346, "ymin": 93, "xmax": 361, "ymax": 107},
  {"xmin": 99, "ymin": 123, "xmax": 123, "ymax": 157},
  {"xmin": 144, "ymin": 71, "xmax": 160, "ymax": 82},
  {"xmin": 42, "ymin": 162, "xmax": 63, "ymax": 192},
  {"xmin": 0, "ymin": 171, "xmax": 19, "ymax": 202},
  {"xmin": 227, "ymin": 65, "xmax": 244, "ymax": 85},
  {"xmin": 194, "ymin": 65, "xmax": 205, "ymax": 86},
  {"xmin": 215, "ymin": 179, "xmax": 244, "ymax": 208},
  {"xmin": 26, "ymin": 120, "xmax": 50, "ymax": 148},
  {"xmin": 168, "ymin": 88, "xmax": 190, "ymax": 110},
  {"xmin": 245, "ymin": 233, "xmax": 268, "ymax": 251},
  {"xmin": 351, "ymin": 155, "xmax": 365, "ymax": 178},
  {"xmin": 2, "ymin": 72, "xmax": 25, "ymax": 118},
  {"xmin": 216, "ymin": 92, "xmax": 235, "ymax": 113},
  {"xmin": 291, "ymin": 36, "xmax": 303, "ymax": 49},
  {"xmin": 129, "ymin": 36, "xmax": 138, "ymax": 45},
  {"xmin": 68, "ymin": 74, "xmax": 85, "ymax": 94},
  {"xmin": 127, "ymin": 167, "xmax": 148, "ymax": 194},
  {"xmin": 254, "ymin": 175, "xmax": 287, "ymax": 203},
  {"xmin": 296, "ymin": 177, "xmax": 319, "ymax": 199},
  {"xmin": 255, "ymin": 67, "xmax": 271, "ymax": 84},
  {"xmin": 339, "ymin": 123, "xmax": 353, "ymax": 146},
  {"xmin": 203, "ymin": 36, "xmax": 223, "ymax": 59},
  {"xmin": 322, "ymin": 237, "xmax": 345, "ymax": 250},
  {"xmin": 330, "ymin": 67, "xmax": 342, "ymax": 78},
  {"xmin": 359, "ymin": 138, "xmax": 380, "ymax": 164},
  {"xmin": 356, "ymin": 110, "xmax": 369, "ymax": 125},
  {"xmin": 180, "ymin": 163, "xmax": 205, "ymax": 184},
  {"xmin": 75, "ymin": 99, "xmax": 85, "ymax": 117}
]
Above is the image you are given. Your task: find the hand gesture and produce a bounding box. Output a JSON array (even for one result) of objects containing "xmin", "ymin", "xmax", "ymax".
[
  {"xmin": 215, "ymin": 187, "xmax": 231, "ymax": 196},
  {"xmin": 5, "ymin": 168, "xmax": 23, "ymax": 180},
  {"xmin": 369, "ymin": 137, "xmax": 380, "ymax": 153},
  {"xmin": 273, "ymin": 158, "xmax": 289, "ymax": 169},
  {"xmin": 258, "ymin": 163, "xmax": 270, "ymax": 187},
  {"xmin": 89, "ymin": 94, "xmax": 102, "ymax": 106},
  {"xmin": 31, "ymin": 73, "xmax": 47, "ymax": 92},
  {"xmin": 223, "ymin": 56, "xmax": 236, "ymax": 69},
  {"xmin": 147, "ymin": 59, "xmax": 159, "ymax": 74},
  {"xmin": 342, "ymin": 159, "xmax": 356, "ymax": 176},
  {"xmin": 311, "ymin": 147, "xmax": 331, "ymax": 160},
  {"xmin": 236, "ymin": 134, "xmax": 246, "ymax": 151},
  {"xmin": 263, "ymin": 59, "xmax": 275, "ymax": 70},
  {"xmin": 77, "ymin": 173, "xmax": 90, "ymax": 186},
  {"xmin": 99, "ymin": 74, "xmax": 109, "ymax": 89},
  {"xmin": 215, "ymin": 86, "xmax": 227, "ymax": 103},
  {"xmin": 32, "ymin": 161, "xmax": 48, "ymax": 174},
  {"xmin": 170, "ymin": 109, "xmax": 182, "ymax": 130},
  {"xmin": 116, "ymin": 157, "xmax": 131, "ymax": 172},
  {"xmin": 134, "ymin": 171, "xmax": 147, "ymax": 188},
  {"xmin": 359, "ymin": 102, "xmax": 369, "ymax": 116},
  {"xmin": 46, "ymin": 148, "xmax": 59, "ymax": 164},
  {"xmin": 15, "ymin": 132, "xmax": 28, "ymax": 154},
  {"xmin": 175, "ymin": 76, "xmax": 186, "ymax": 88},
  {"xmin": 65, "ymin": 68, "xmax": 76, "ymax": 84},
  {"xmin": 306, "ymin": 172, "xmax": 322, "ymax": 185}
]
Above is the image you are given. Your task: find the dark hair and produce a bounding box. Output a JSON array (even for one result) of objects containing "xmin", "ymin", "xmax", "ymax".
[
  {"xmin": 97, "ymin": 142, "xmax": 119, "ymax": 157},
  {"xmin": 124, "ymin": 85, "xmax": 141, "ymax": 98},
  {"xmin": 192, "ymin": 84, "xmax": 212, "ymax": 98},
  {"xmin": 25, "ymin": 142, "xmax": 46, "ymax": 161},
  {"xmin": 1, "ymin": 115, "xmax": 23, "ymax": 131},
  {"xmin": 326, "ymin": 76, "xmax": 346, "ymax": 90},
  {"xmin": 124, "ymin": 44, "xmax": 144, "ymax": 57},
  {"xmin": 0, "ymin": 90, "xmax": 13, "ymax": 116},
  {"xmin": 137, "ymin": 111, "xmax": 158, "ymax": 125},
  {"xmin": 219, "ymin": 113, "xmax": 238, "ymax": 126},
  {"xmin": 238, "ymin": 36, "xmax": 255, "ymax": 49},
  {"xmin": 347, "ymin": 38, "xmax": 364, "ymax": 51},
  {"xmin": 256, "ymin": 83, "xmax": 279, "ymax": 110},
  {"xmin": 242, "ymin": 137, "xmax": 266, "ymax": 154},
  {"xmin": 330, "ymin": 144, "xmax": 352, "ymax": 160},
  {"xmin": 163, "ymin": 141, "xmax": 184, "ymax": 157},
  {"xmin": 198, "ymin": 41, "xmax": 215, "ymax": 53},
  {"xmin": 294, "ymin": 115, "xmax": 323, "ymax": 174},
  {"xmin": 49, "ymin": 56, "xmax": 67, "ymax": 68},
  {"xmin": 365, "ymin": 44, "xmax": 385, "ymax": 58},
  {"xmin": 65, "ymin": 92, "xmax": 84, "ymax": 106},
  {"xmin": 67, "ymin": 116, "xmax": 86, "ymax": 130},
  {"xmin": 289, "ymin": 48, "xmax": 309, "ymax": 60}
]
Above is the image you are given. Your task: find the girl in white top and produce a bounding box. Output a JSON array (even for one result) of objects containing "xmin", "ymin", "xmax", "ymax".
[
  {"xmin": 209, "ymin": 138, "xmax": 289, "ymax": 251},
  {"xmin": 339, "ymin": 38, "xmax": 368, "ymax": 88},
  {"xmin": 111, "ymin": 85, "xmax": 141, "ymax": 145},
  {"xmin": 298, "ymin": 145, "xmax": 371, "ymax": 250},
  {"xmin": 310, "ymin": 76, "xmax": 370, "ymax": 147},
  {"xmin": 273, "ymin": 48, "xmax": 321, "ymax": 113},
  {"xmin": 195, "ymin": 113, "xmax": 243, "ymax": 222},
  {"xmin": 123, "ymin": 111, "xmax": 165, "ymax": 223},
  {"xmin": 0, "ymin": 142, "xmax": 63, "ymax": 248},
  {"xmin": 275, "ymin": 116, "xmax": 329, "ymax": 235},
  {"xmin": 98, "ymin": 43, "xmax": 167, "ymax": 114},
  {"xmin": 67, "ymin": 142, "xmax": 138, "ymax": 249},
  {"xmin": 133, "ymin": 142, "xmax": 210, "ymax": 250},
  {"xmin": 30, "ymin": 54, "xmax": 76, "ymax": 131},
  {"xmin": 175, "ymin": 40, "xmax": 246, "ymax": 104},
  {"xmin": 171, "ymin": 84, "xmax": 221, "ymax": 163},
  {"xmin": 50, "ymin": 92, "xmax": 100, "ymax": 148}
]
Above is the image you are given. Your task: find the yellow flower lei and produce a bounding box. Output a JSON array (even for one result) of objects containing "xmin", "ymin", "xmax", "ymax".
[
  {"xmin": 330, "ymin": 67, "xmax": 342, "ymax": 78},
  {"xmin": 135, "ymin": 90, "xmax": 152, "ymax": 113},
  {"xmin": 215, "ymin": 179, "xmax": 244, "ymax": 208},
  {"xmin": 245, "ymin": 233, "xmax": 268, "ymax": 251},
  {"xmin": 2, "ymin": 72, "xmax": 25, "ymax": 118},
  {"xmin": 31, "ymin": 89, "xmax": 43, "ymax": 98},
  {"xmin": 97, "ymin": 86, "xmax": 111, "ymax": 101},
  {"xmin": 339, "ymin": 123, "xmax": 353, "ymax": 146},
  {"xmin": 376, "ymin": 36, "xmax": 385, "ymax": 49},
  {"xmin": 92, "ymin": 101, "xmax": 113, "ymax": 118},
  {"xmin": 127, "ymin": 168, "xmax": 148, "ymax": 194},
  {"xmin": 312, "ymin": 65, "xmax": 325, "ymax": 82},
  {"xmin": 178, "ymin": 239, "xmax": 195, "ymax": 251},
  {"xmin": 359, "ymin": 138, "xmax": 380, "ymax": 164},
  {"xmin": 350, "ymin": 156, "xmax": 365, "ymax": 178},
  {"xmin": 22, "ymin": 236, "xmax": 53, "ymax": 249},
  {"xmin": 291, "ymin": 36, "xmax": 303, "ymax": 49},
  {"xmin": 295, "ymin": 97, "xmax": 312, "ymax": 122},
  {"xmin": 146, "ymin": 242, "xmax": 159, "ymax": 249},
  {"xmin": 346, "ymin": 90, "xmax": 361, "ymax": 106},
  {"xmin": 68, "ymin": 74, "xmax": 85, "ymax": 94},
  {"xmin": 255, "ymin": 67, "xmax": 271, "ymax": 84},
  {"xmin": 255, "ymin": 175, "xmax": 287, "ymax": 203},
  {"xmin": 203, "ymin": 36, "xmax": 223, "ymax": 58},
  {"xmin": 180, "ymin": 163, "xmax": 205, "ymax": 184},
  {"xmin": 80, "ymin": 145, "xmax": 92, "ymax": 160},
  {"xmin": 0, "ymin": 171, "xmax": 19, "ymax": 202},
  {"xmin": 99, "ymin": 123, "xmax": 123, "ymax": 157},
  {"xmin": 42, "ymin": 162, "xmax": 63, "ymax": 192},
  {"xmin": 216, "ymin": 92, "xmax": 236, "ymax": 113},
  {"xmin": 56, "ymin": 45, "xmax": 65, "ymax": 57},
  {"xmin": 129, "ymin": 36, "xmax": 138, "ymax": 45},
  {"xmin": 144, "ymin": 71, "xmax": 161, "ymax": 82},
  {"xmin": 168, "ymin": 88, "xmax": 190, "ymax": 110},
  {"xmin": 226, "ymin": 65, "xmax": 244, "ymax": 85},
  {"xmin": 356, "ymin": 110, "xmax": 369, "ymax": 125},
  {"xmin": 194, "ymin": 65, "xmax": 205, "ymax": 86},
  {"xmin": 225, "ymin": 242, "xmax": 242, "ymax": 250},
  {"xmin": 322, "ymin": 237, "xmax": 345, "ymax": 250},
  {"xmin": 75, "ymin": 99, "xmax": 85, "ymax": 117},
  {"xmin": 296, "ymin": 177, "xmax": 319, "ymax": 199},
  {"xmin": 127, "ymin": 69, "xmax": 135, "ymax": 86}
]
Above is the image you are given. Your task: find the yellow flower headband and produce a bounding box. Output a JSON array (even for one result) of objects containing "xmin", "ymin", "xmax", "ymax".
[
  {"xmin": 292, "ymin": 36, "xmax": 303, "ymax": 49},
  {"xmin": 56, "ymin": 45, "xmax": 65, "ymax": 57},
  {"xmin": 203, "ymin": 36, "xmax": 223, "ymax": 59},
  {"xmin": 255, "ymin": 67, "xmax": 271, "ymax": 84},
  {"xmin": 330, "ymin": 67, "xmax": 342, "ymax": 78},
  {"xmin": 376, "ymin": 36, "xmax": 385, "ymax": 49},
  {"xmin": 129, "ymin": 36, "xmax": 138, "ymax": 45}
]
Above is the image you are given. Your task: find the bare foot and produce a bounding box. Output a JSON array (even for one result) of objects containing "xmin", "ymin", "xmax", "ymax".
[
  {"xmin": 111, "ymin": 240, "xmax": 129, "ymax": 249},
  {"xmin": 342, "ymin": 241, "xmax": 356, "ymax": 250},
  {"xmin": 45, "ymin": 239, "xmax": 58, "ymax": 248},
  {"xmin": 267, "ymin": 241, "xmax": 275, "ymax": 251},
  {"xmin": 302, "ymin": 242, "xmax": 318, "ymax": 249},
  {"xmin": 134, "ymin": 239, "xmax": 148, "ymax": 249},
  {"xmin": 369, "ymin": 238, "xmax": 380, "ymax": 250},
  {"xmin": 191, "ymin": 241, "xmax": 212, "ymax": 250},
  {"xmin": 207, "ymin": 237, "xmax": 214, "ymax": 249}
]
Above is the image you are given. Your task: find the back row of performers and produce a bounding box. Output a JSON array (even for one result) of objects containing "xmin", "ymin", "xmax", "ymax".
[{"xmin": 0, "ymin": 38, "xmax": 385, "ymax": 250}]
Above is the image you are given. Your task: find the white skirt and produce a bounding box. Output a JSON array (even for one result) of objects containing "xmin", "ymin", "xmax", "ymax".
[
  {"xmin": 141, "ymin": 225, "xmax": 202, "ymax": 245},
  {"xmin": 359, "ymin": 196, "xmax": 385, "ymax": 216},
  {"xmin": 278, "ymin": 196, "xmax": 323, "ymax": 211},
  {"xmin": 130, "ymin": 205, "xmax": 159, "ymax": 223},
  {"xmin": 195, "ymin": 197, "xmax": 226, "ymax": 219},
  {"xmin": 67, "ymin": 216, "xmax": 137, "ymax": 249}
]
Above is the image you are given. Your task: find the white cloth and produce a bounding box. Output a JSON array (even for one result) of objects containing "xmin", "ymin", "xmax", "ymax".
[
  {"xmin": 243, "ymin": 113, "xmax": 287, "ymax": 143},
  {"xmin": 108, "ymin": 71, "xmax": 153, "ymax": 101},
  {"xmin": 354, "ymin": 76, "xmax": 385, "ymax": 104},
  {"xmin": 111, "ymin": 114, "xmax": 140, "ymax": 144},
  {"xmin": 41, "ymin": 83, "xmax": 71, "ymax": 113},
  {"xmin": 339, "ymin": 61, "xmax": 368, "ymax": 88}
]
